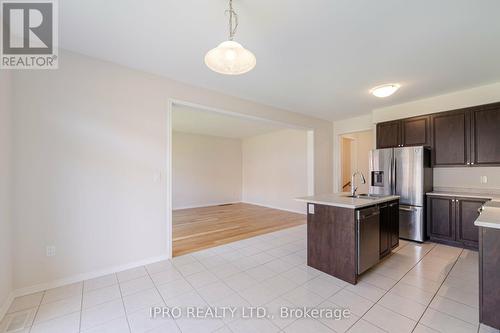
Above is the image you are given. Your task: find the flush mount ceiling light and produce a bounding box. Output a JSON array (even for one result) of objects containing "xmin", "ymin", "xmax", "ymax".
[
  {"xmin": 370, "ymin": 84, "xmax": 401, "ymax": 98},
  {"xmin": 205, "ymin": 0, "xmax": 256, "ymax": 75}
]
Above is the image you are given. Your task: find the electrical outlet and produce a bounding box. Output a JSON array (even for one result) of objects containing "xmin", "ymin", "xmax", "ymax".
[
  {"xmin": 308, "ymin": 204, "xmax": 315, "ymax": 214},
  {"xmin": 480, "ymin": 176, "xmax": 488, "ymax": 184},
  {"xmin": 46, "ymin": 246, "xmax": 56, "ymax": 257}
]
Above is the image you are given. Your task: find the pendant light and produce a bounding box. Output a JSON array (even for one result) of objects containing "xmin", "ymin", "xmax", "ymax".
[{"xmin": 205, "ymin": 0, "xmax": 256, "ymax": 75}]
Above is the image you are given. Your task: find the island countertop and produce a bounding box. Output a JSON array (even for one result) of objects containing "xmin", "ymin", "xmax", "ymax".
[
  {"xmin": 296, "ymin": 193, "xmax": 400, "ymax": 209},
  {"xmin": 475, "ymin": 200, "xmax": 500, "ymax": 230}
]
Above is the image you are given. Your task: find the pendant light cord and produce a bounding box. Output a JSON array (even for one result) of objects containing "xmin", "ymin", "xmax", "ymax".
[{"xmin": 226, "ymin": 0, "xmax": 238, "ymax": 40}]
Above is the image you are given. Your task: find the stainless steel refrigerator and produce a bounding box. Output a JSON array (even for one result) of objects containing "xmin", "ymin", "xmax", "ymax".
[{"xmin": 369, "ymin": 146, "xmax": 433, "ymax": 242}]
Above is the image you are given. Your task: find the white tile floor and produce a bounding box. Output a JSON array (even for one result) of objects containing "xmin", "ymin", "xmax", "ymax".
[{"xmin": 1, "ymin": 225, "xmax": 499, "ymax": 333}]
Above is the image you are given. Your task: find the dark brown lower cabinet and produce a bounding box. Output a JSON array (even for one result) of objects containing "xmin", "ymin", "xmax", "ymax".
[
  {"xmin": 389, "ymin": 201, "xmax": 400, "ymax": 249},
  {"xmin": 380, "ymin": 200, "xmax": 399, "ymax": 259},
  {"xmin": 307, "ymin": 204, "xmax": 357, "ymax": 284},
  {"xmin": 479, "ymin": 227, "xmax": 500, "ymax": 330},
  {"xmin": 456, "ymin": 198, "xmax": 484, "ymax": 248},
  {"xmin": 427, "ymin": 196, "xmax": 455, "ymax": 241},
  {"xmin": 427, "ymin": 195, "xmax": 488, "ymax": 249}
]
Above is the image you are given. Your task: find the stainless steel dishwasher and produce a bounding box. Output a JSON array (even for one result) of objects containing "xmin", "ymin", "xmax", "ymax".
[{"xmin": 356, "ymin": 205, "xmax": 380, "ymax": 274}]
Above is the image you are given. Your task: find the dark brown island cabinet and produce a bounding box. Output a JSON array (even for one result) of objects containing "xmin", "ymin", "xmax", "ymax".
[
  {"xmin": 427, "ymin": 195, "xmax": 489, "ymax": 250},
  {"xmin": 376, "ymin": 101, "xmax": 500, "ymax": 167},
  {"xmin": 479, "ymin": 226, "xmax": 500, "ymax": 330},
  {"xmin": 307, "ymin": 199, "xmax": 399, "ymax": 284}
]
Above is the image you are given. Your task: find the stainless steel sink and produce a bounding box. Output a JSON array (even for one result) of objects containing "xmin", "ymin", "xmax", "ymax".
[{"xmin": 347, "ymin": 194, "xmax": 380, "ymax": 199}]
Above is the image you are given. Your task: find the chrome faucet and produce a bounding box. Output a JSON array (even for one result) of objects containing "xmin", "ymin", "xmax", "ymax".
[{"xmin": 351, "ymin": 171, "xmax": 366, "ymax": 196}]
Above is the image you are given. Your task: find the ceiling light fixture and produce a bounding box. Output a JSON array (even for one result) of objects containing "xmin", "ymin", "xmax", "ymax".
[
  {"xmin": 370, "ymin": 84, "xmax": 401, "ymax": 98},
  {"xmin": 205, "ymin": 0, "xmax": 256, "ymax": 75}
]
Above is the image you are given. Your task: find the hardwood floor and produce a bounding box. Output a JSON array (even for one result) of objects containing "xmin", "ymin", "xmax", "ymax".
[{"xmin": 172, "ymin": 203, "xmax": 306, "ymax": 256}]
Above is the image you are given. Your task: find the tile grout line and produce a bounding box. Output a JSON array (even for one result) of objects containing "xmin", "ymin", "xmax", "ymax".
[
  {"xmin": 116, "ymin": 273, "xmax": 133, "ymax": 333},
  {"xmin": 145, "ymin": 264, "xmax": 186, "ymax": 332},
  {"xmin": 276, "ymin": 243, "xmax": 415, "ymax": 332},
  {"xmin": 409, "ymin": 247, "xmax": 464, "ymax": 332},
  {"xmin": 27, "ymin": 290, "xmax": 45, "ymax": 333},
  {"xmin": 78, "ymin": 283, "xmax": 84, "ymax": 333},
  {"xmin": 176, "ymin": 233, "xmax": 310, "ymax": 332},
  {"xmin": 342, "ymin": 242, "xmax": 438, "ymax": 332},
  {"xmin": 409, "ymin": 248, "xmax": 480, "ymax": 333}
]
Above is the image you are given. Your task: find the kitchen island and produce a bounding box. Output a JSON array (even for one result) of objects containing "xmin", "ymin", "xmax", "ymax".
[
  {"xmin": 475, "ymin": 200, "xmax": 500, "ymax": 330},
  {"xmin": 297, "ymin": 193, "xmax": 399, "ymax": 284}
]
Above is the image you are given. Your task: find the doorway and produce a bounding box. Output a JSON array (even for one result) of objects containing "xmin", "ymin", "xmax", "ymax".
[
  {"xmin": 167, "ymin": 100, "xmax": 314, "ymax": 257},
  {"xmin": 339, "ymin": 130, "xmax": 374, "ymax": 194}
]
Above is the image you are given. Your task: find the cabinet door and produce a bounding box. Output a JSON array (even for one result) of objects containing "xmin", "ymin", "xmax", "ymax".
[
  {"xmin": 377, "ymin": 121, "xmax": 401, "ymax": 148},
  {"xmin": 379, "ymin": 204, "xmax": 390, "ymax": 258},
  {"xmin": 402, "ymin": 116, "xmax": 431, "ymax": 147},
  {"xmin": 432, "ymin": 110, "xmax": 470, "ymax": 166},
  {"xmin": 456, "ymin": 198, "xmax": 485, "ymax": 248},
  {"xmin": 480, "ymin": 227, "xmax": 500, "ymax": 329},
  {"xmin": 470, "ymin": 104, "xmax": 500, "ymax": 166},
  {"xmin": 389, "ymin": 201, "xmax": 400, "ymax": 249},
  {"xmin": 427, "ymin": 196, "xmax": 455, "ymax": 241}
]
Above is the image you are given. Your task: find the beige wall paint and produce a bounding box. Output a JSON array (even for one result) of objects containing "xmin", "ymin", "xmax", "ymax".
[
  {"xmin": 340, "ymin": 131, "xmax": 373, "ymax": 194},
  {"xmin": 341, "ymin": 138, "xmax": 352, "ymax": 191},
  {"xmin": 242, "ymin": 129, "xmax": 308, "ymax": 214},
  {"xmin": 172, "ymin": 131, "xmax": 242, "ymax": 209},
  {"xmin": 373, "ymin": 82, "xmax": 500, "ymax": 191},
  {"xmin": 10, "ymin": 50, "xmax": 332, "ymax": 291},
  {"xmin": 333, "ymin": 114, "xmax": 375, "ymax": 192},
  {"xmin": 0, "ymin": 71, "xmax": 13, "ymax": 312}
]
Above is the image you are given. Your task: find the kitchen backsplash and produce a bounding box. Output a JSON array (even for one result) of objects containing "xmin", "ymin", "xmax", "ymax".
[{"xmin": 434, "ymin": 167, "xmax": 500, "ymax": 193}]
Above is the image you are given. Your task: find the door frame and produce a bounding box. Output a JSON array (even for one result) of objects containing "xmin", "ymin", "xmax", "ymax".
[
  {"xmin": 334, "ymin": 128, "xmax": 375, "ymax": 192},
  {"xmin": 166, "ymin": 99, "xmax": 315, "ymax": 258}
]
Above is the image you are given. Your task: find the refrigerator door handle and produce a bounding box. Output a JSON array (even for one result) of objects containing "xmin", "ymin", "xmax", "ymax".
[
  {"xmin": 393, "ymin": 156, "xmax": 397, "ymax": 195},
  {"xmin": 400, "ymin": 206, "xmax": 417, "ymax": 212}
]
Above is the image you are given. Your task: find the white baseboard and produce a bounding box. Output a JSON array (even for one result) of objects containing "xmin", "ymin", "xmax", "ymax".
[
  {"xmin": 9, "ymin": 253, "xmax": 170, "ymax": 303},
  {"xmin": 173, "ymin": 201, "xmax": 241, "ymax": 210},
  {"xmin": 0, "ymin": 291, "xmax": 14, "ymax": 322},
  {"xmin": 242, "ymin": 201, "xmax": 306, "ymax": 215}
]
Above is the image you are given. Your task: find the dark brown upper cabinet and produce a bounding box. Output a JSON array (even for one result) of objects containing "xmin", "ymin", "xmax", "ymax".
[
  {"xmin": 402, "ymin": 115, "xmax": 431, "ymax": 147},
  {"xmin": 375, "ymin": 101, "xmax": 500, "ymax": 167},
  {"xmin": 376, "ymin": 116, "xmax": 430, "ymax": 149},
  {"xmin": 376, "ymin": 121, "xmax": 400, "ymax": 148},
  {"xmin": 470, "ymin": 104, "xmax": 500, "ymax": 166},
  {"xmin": 431, "ymin": 109, "xmax": 470, "ymax": 167}
]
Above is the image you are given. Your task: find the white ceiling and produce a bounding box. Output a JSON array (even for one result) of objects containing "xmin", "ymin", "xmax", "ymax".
[
  {"xmin": 60, "ymin": 0, "xmax": 500, "ymax": 121},
  {"xmin": 172, "ymin": 105, "xmax": 287, "ymax": 139}
]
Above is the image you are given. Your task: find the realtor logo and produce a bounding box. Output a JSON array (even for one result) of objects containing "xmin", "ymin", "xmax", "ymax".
[{"xmin": 1, "ymin": 0, "xmax": 58, "ymax": 69}]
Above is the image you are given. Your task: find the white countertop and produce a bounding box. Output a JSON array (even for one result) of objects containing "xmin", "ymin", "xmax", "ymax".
[
  {"xmin": 296, "ymin": 193, "xmax": 399, "ymax": 209},
  {"xmin": 475, "ymin": 201, "xmax": 500, "ymax": 230},
  {"xmin": 426, "ymin": 191, "xmax": 500, "ymax": 200}
]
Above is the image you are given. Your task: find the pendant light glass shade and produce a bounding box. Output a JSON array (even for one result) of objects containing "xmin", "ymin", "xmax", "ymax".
[{"xmin": 205, "ymin": 40, "xmax": 256, "ymax": 75}]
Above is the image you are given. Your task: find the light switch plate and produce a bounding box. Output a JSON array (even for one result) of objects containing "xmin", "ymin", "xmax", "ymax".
[{"xmin": 308, "ymin": 204, "xmax": 315, "ymax": 214}]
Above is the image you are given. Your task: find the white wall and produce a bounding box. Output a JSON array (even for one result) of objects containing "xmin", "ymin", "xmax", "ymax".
[
  {"xmin": 173, "ymin": 131, "xmax": 242, "ymax": 209},
  {"xmin": 373, "ymin": 82, "xmax": 500, "ymax": 192},
  {"xmin": 0, "ymin": 71, "xmax": 13, "ymax": 314},
  {"xmin": 242, "ymin": 129, "xmax": 308, "ymax": 214},
  {"xmin": 10, "ymin": 50, "xmax": 333, "ymax": 291}
]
